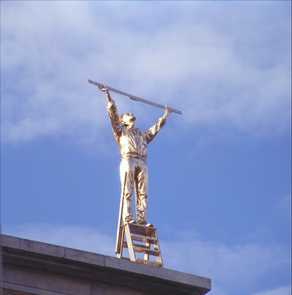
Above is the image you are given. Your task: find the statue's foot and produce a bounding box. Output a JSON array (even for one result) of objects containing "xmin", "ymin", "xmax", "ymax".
[
  {"xmin": 125, "ymin": 219, "xmax": 136, "ymax": 224},
  {"xmin": 139, "ymin": 221, "xmax": 153, "ymax": 227}
]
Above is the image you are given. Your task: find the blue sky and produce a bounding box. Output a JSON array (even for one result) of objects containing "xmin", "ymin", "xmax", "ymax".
[{"xmin": 1, "ymin": 1, "xmax": 291, "ymax": 295}]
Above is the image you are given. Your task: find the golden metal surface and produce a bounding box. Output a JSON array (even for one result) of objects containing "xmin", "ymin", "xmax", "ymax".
[
  {"xmin": 98, "ymin": 85, "xmax": 171, "ymax": 266},
  {"xmin": 99, "ymin": 85, "xmax": 171, "ymax": 226}
]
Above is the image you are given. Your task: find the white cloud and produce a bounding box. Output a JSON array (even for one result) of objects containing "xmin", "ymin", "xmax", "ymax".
[
  {"xmin": 251, "ymin": 286, "xmax": 291, "ymax": 295},
  {"xmin": 1, "ymin": 1, "xmax": 290, "ymax": 147},
  {"xmin": 165, "ymin": 233, "xmax": 291, "ymax": 295},
  {"xmin": 3, "ymin": 223, "xmax": 115, "ymax": 255},
  {"xmin": 160, "ymin": 232, "xmax": 290, "ymax": 287}
]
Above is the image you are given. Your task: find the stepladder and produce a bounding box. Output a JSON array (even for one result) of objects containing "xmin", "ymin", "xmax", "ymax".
[
  {"xmin": 115, "ymin": 172, "xmax": 163, "ymax": 267},
  {"xmin": 116, "ymin": 222, "xmax": 164, "ymax": 268}
]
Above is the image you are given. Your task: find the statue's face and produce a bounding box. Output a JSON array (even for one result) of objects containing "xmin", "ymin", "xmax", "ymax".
[{"xmin": 123, "ymin": 113, "xmax": 136, "ymax": 126}]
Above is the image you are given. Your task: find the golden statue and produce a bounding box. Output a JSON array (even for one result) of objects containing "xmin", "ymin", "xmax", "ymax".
[{"xmin": 98, "ymin": 85, "xmax": 171, "ymax": 227}]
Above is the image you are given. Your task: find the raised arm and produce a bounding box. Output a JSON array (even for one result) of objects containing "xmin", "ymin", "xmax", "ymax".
[
  {"xmin": 145, "ymin": 106, "xmax": 171, "ymax": 144},
  {"xmin": 98, "ymin": 85, "xmax": 112, "ymax": 103},
  {"xmin": 98, "ymin": 86, "xmax": 122, "ymax": 148}
]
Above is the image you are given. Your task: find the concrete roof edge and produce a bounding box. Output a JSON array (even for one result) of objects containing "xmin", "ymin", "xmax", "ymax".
[{"xmin": 2, "ymin": 234, "xmax": 211, "ymax": 292}]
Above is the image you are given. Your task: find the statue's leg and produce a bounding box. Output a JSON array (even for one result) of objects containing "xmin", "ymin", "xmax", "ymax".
[
  {"xmin": 120, "ymin": 158, "xmax": 135, "ymax": 223},
  {"xmin": 136, "ymin": 159, "xmax": 148, "ymax": 224}
]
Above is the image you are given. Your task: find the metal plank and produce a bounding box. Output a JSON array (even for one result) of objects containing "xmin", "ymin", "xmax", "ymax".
[{"xmin": 88, "ymin": 79, "xmax": 182, "ymax": 115}]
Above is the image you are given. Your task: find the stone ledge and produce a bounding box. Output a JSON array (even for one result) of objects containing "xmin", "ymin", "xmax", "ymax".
[{"xmin": 2, "ymin": 234, "xmax": 211, "ymax": 295}]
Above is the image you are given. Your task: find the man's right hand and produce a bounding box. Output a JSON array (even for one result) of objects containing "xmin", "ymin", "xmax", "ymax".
[
  {"xmin": 98, "ymin": 85, "xmax": 112, "ymax": 103},
  {"xmin": 98, "ymin": 85, "xmax": 108, "ymax": 93}
]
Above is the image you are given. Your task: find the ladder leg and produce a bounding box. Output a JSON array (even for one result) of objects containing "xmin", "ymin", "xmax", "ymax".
[
  {"xmin": 117, "ymin": 226, "xmax": 125, "ymax": 259},
  {"xmin": 152, "ymin": 230, "xmax": 163, "ymax": 265},
  {"xmin": 124, "ymin": 224, "xmax": 136, "ymax": 262},
  {"xmin": 117, "ymin": 223, "xmax": 163, "ymax": 267},
  {"xmin": 115, "ymin": 172, "xmax": 127, "ymax": 255},
  {"xmin": 144, "ymin": 242, "xmax": 150, "ymax": 261}
]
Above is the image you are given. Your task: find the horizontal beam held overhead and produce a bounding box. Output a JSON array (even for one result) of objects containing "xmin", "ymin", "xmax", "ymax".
[{"xmin": 88, "ymin": 79, "xmax": 182, "ymax": 115}]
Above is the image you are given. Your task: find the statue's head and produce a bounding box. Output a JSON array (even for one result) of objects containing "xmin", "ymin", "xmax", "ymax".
[{"xmin": 120, "ymin": 113, "xmax": 136, "ymax": 127}]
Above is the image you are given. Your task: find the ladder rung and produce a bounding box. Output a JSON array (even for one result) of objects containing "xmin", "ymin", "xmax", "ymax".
[
  {"xmin": 133, "ymin": 243, "xmax": 150, "ymax": 249},
  {"xmin": 123, "ymin": 242, "xmax": 150, "ymax": 249},
  {"xmin": 118, "ymin": 223, "xmax": 163, "ymax": 267},
  {"xmin": 133, "ymin": 246, "xmax": 160, "ymax": 256},
  {"xmin": 136, "ymin": 259, "xmax": 163, "ymax": 267},
  {"xmin": 131, "ymin": 234, "xmax": 157, "ymax": 244}
]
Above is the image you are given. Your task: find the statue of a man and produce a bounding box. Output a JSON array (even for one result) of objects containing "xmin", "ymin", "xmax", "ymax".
[{"xmin": 99, "ymin": 86, "xmax": 171, "ymax": 227}]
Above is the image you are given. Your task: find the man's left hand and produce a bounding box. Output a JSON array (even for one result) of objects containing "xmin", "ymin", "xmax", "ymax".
[{"xmin": 164, "ymin": 106, "xmax": 171, "ymax": 116}]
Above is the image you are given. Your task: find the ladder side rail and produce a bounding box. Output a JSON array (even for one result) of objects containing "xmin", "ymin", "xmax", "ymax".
[
  {"xmin": 152, "ymin": 230, "xmax": 163, "ymax": 265},
  {"xmin": 125, "ymin": 224, "xmax": 137, "ymax": 262},
  {"xmin": 144, "ymin": 241, "xmax": 150, "ymax": 261},
  {"xmin": 115, "ymin": 172, "xmax": 127, "ymax": 255},
  {"xmin": 117, "ymin": 227, "xmax": 125, "ymax": 259}
]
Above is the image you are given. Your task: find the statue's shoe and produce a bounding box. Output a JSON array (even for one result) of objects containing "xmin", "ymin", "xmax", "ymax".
[
  {"xmin": 125, "ymin": 219, "xmax": 136, "ymax": 224},
  {"xmin": 139, "ymin": 221, "xmax": 153, "ymax": 227}
]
